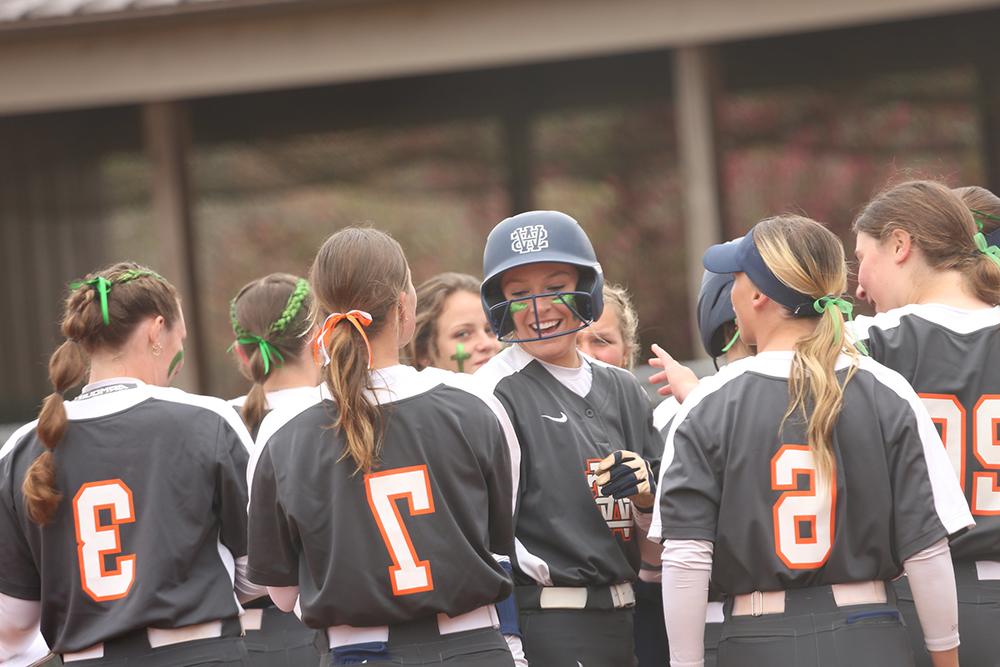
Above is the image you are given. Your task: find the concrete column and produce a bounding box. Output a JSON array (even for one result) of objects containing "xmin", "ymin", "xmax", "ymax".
[
  {"xmin": 142, "ymin": 101, "xmax": 205, "ymax": 391},
  {"xmin": 673, "ymin": 45, "xmax": 724, "ymax": 357}
]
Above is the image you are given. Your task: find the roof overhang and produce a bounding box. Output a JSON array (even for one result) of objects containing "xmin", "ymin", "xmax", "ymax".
[{"xmin": 0, "ymin": 0, "xmax": 997, "ymax": 116}]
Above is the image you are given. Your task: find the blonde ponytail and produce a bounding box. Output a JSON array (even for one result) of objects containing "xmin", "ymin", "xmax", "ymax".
[{"xmin": 754, "ymin": 216, "xmax": 859, "ymax": 484}]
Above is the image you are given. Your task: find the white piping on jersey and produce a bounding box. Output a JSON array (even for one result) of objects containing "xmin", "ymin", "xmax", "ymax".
[
  {"xmin": 856, "ymin": 356, "xmax": 975, "ymax": 537},
  {"xmin": 61, "ymin": 378, "xmax": 254, "ymax": 455},
  {"xmin": 1, "ymin": 420, "xmax": 39, "ymax": 462},
  {"xmin": 248, "ymin": 391, "xmax": 323, "ymax": 498},
  {"xmin": 648, "ymin": 351, "xmax": 975, "ymax": 541},
  {"xmin": 514, "ymin": 537, "xmax": 553, "ymax": 586},
  {"xmin": 475, "ymin": 344, "xmax": 631, "ymax": 399},
  {"xmin": 652, "ymin": 397, "xmax": 679, "ymax": 432},
  {"xmin": 249, "ymin": 367, "xmax": 523, "ymax": 514},
  {"xmin": 648, "ymin": 358, "xmax": 754, "ymax": 542},
  {"xmin": 228, "ymin": 386, "xmax": 323, "ymax": 412},
  {"xmin": 474, "ymin": 345, "xmax": 542, "ymax": 395},
  {"xmin": 852, "ymin": 303, "xmax": 1000, "ymax": 341}
]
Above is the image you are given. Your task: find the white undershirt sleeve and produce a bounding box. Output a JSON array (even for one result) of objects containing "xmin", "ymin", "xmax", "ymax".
[
  {"xmin": 234, "ymin": 555, "xmax": 269, "ymax": 604},
  {"xmin": 0, "ymin": 593, "xmax": 42, "ymax": 660},
  {"xmin": 662, "ymin": 538, "xmax": 713, "ymax": 667},
  {"xmin": 902, "ymin": 538, "xmax": 959, "ymax": 652}
]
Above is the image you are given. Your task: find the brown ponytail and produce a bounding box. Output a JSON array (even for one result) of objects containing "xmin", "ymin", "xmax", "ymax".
[
  {"xmin": 753, "ymin": 216, "xmax": 858, "ymax": 484},
  {"xmin": 229, "ymin": 274, "xmax": 313, "ymax": 435},
  {"xmin": 309, "ymin": 227, "xmax": 410, "ymax": 474},
  {"xmin": 23, "ymin": 262, "xmax": 180, "ymax": 525},
  {"xmin": 854, "ymin": 180, "xmax": 1000, "ymax": 306}
]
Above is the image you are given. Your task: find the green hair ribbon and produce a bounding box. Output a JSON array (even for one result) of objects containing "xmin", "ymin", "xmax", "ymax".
[
  {"xmin": 69, "ymin": 269, "xmax": 165, "ymax": 326},
  {"xmin": 229, "ymin": 335, "xmax": 285, "ymax": 375},
  {"xmin": 269, "ymin": 278, "xmax": 311, "ymax": 335},
  {"xmin": 813, "ymin": 296, "xmax": 868, "ymax": 355},
  {"xmin": 970, "ymin": 208, "xmax": 1000, "ymax": 229},
  {"xmin": 973, "ymin": 232, "xmax": 1000, "ymax": 269},
  {"xmin": 69, "ymin": 276, "xmax": 112, "ymax": 325}
]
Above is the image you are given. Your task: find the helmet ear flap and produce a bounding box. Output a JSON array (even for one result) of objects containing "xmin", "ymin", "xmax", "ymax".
[{"xmin": 575, "ymin": 266, "xmax": 604, "ymax": 323}]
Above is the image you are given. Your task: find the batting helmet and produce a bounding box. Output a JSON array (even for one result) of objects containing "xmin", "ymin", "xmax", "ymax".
[
  {"xmin": 481, "ymin": 211, "xmax": 604, "ymax": 342},
  {"xmin": 697, "ymin": 269, "xmax": 736, "ymax": 358}
]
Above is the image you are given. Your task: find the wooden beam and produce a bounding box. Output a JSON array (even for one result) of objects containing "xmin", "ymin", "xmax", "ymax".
[
  {"xmin": 142, "ymin": 102, "xmax": 206, "ymax": 392},
  {"xmin": 674, "ymin": 46, "xmax": 724, "ymax": 359}
]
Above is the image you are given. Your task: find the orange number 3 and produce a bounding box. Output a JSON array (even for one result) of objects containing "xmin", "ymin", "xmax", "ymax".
[
  {"xmin": 364, "ymin": 465, "xmax": 436, "ymax": 596},
  {"xmin": 72, "ymin": 479, "xmax": 136, "ymax": 602}
]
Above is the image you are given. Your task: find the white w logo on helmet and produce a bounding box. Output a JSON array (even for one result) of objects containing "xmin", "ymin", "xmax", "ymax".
[{"xmin": 510, "ymin": 225, "xmax": 549, "ymax": 254}]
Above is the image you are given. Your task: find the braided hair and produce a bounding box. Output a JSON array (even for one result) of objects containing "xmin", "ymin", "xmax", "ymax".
[{"xmin": 229, "ymin": 274, "xmax": 313, "ymax": 435}]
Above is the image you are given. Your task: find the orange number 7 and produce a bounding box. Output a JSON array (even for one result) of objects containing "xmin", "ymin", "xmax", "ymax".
[{"xmin": 364, "ymin": 465, "xmax": 436, "ymax": 596}]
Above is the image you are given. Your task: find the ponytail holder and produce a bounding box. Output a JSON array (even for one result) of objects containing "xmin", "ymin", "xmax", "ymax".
[
  {"xmin": 973, "ymin": 232, "xmax": 1000, "ymax": 269},
  {"xmin": 812, "ymin": 296, "xmax": 869, "ymax": 355},
  {"xmin": 313, "ymin": 310, "xmax": 374, "ymax": 369},
  {"xmin": 69, "ymin": 276, "xmax": 112, "ymax": 325},
  {"xmin": 228, "ymin": 335, "xmax": 285, "ymax": 375},
  {"xmin": 812, "ymin": 295, "xmax": 854, "ymax": 343}
]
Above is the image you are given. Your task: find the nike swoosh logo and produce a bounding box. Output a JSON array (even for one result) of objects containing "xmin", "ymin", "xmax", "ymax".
[{"xmin": 541, "ymin": 412, "xmax": 568, "ymax": 423}]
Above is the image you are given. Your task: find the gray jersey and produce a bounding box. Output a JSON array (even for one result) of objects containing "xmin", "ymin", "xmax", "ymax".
[
  {"xmin": 0, "ymin": 379, "xmax": 253, "ymax": 653},
  {"xmin": 246, "ymin": 365, "xmax": 517, "ymax": 628},
  {"xmin": 650, "ymin": 352, "xmax": 972, "ymax": 595},
  {"xmin": 475, "ymin": 345, "xmax": 662, "ymax": 587},
  {"xmin": 854, "ymin": 304, "xmax": 1000, "ymax": 561}
]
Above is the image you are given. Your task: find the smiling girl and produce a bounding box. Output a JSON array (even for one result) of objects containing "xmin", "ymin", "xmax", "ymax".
[
  {"xmin": 407, "ymin": 272, "xmax": 502, "ymax": 373},
  {"xmin": 476, "ymin": 211, "xmax": 662, "ymax": 666}
]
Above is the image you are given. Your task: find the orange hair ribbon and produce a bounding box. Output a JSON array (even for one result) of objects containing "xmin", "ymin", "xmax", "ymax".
[{"xmin": 313, "ymin": 310, "xmax": 374, "ymax": 369}]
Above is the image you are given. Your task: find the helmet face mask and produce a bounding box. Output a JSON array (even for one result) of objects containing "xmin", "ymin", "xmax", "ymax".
[
  {"xmin": 481, "ymin": 211, "xmax": 605, "ymax": 344},
  {"xmin": 489, "ymin": 289, "xmax": 596, "ymax": 344}
]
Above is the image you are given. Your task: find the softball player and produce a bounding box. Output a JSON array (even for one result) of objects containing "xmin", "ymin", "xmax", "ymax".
[
  {"xmin": 650, "ymin": 269, "xmax": 752, "ymax": 667},
  {"xmin": 476, "ymin": 211, "xmax": 662, "ymax": 666},
  {"xmin": 577, "ymin": 283, "xmax": 639, "ymax": 369},
  {"xmin": 406, "ymin": 272, "xmax": 502, "ymax": 373},
  {"xmin": 851, "ymin": 180, "xmax": 1000, "ymax": 667},
  {"xmin": 577, "ymin": 284, "xmax": 669, "ymax": 667},
  {"xmin": 651, "ymin": 269, "xmax": 752, "ymax": 431},
  {"xmin": 651, "ymin": 216, "xmax": 972, "ymax": 667},
  {"xmin": 226, "ymin": 273, "xmax": 322, "ymax": 666},
  {"xmin": 246, "ymin": 227, "xmax": 519, "ymax": 667},
  {"xmin": 0, "ymin": 263, "xmax": 255, "ymax": 666}
]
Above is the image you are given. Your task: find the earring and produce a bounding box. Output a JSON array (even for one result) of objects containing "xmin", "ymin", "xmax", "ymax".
[{"xmin": 151, "ymin": 342, "xmax": 163, "ymax": 357}]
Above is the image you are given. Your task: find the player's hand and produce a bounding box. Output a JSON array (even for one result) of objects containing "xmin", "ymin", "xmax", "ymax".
[
  {"xmin": 648, "ymin": 343, "xmax": 700, "ymax": 404},
  {"xmin": 595, "ymin": 450, "xmax": 654, "ymax": 510}
]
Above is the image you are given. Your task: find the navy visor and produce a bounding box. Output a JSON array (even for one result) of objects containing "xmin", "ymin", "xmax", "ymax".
[{"xmin": 702, "ymin": 231, "xmax": 816, "ymax": 316}]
